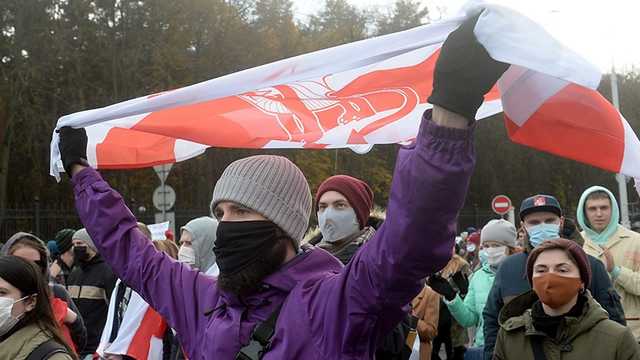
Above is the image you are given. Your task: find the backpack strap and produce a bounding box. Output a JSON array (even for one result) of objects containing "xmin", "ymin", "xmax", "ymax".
[
  {"xmin": 27, "ymin": 339, "xmax": 68, "ymax": 360},
  {"xmin": 235, "ymin": 304, "xmax": 283, "ymax": 360}
]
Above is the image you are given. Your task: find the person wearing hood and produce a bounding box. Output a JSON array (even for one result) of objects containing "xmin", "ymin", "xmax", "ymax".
[
  {"xmin": 50, "ymin": 229, "xmax": 76, "ymax": 286},
  {"xmin": 66, "ymin": 229, "xmax": 117, "ymax": 359},
  {"xmin": 57, "ymin": 14, "xmax": 497, "ymax": 359},
  {"xmin": 429, "ymin": 220, "xmax": 517, "ymax": 360},
  {"xmin": 1, "ymin": 232, "xmax": 87, "ymax": 354},
  {"xmin": 178, "ymin": 216, "xmax": 219, "ymax": 276},
  {"xmin": 482, "ymin": 194, "xmax": 625, "ymax": 360},
  {"xmin": 578, "ymin": 185, "xmax": 640, "ymax": 339},
  {"xmin": 493, "ymin": 239, "xmax": 639, "ymax": 360}
]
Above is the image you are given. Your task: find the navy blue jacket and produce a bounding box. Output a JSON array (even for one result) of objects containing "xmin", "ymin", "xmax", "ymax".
[{"xmin": 482, "ymin": 252, "xmax": 625, "ymax": 360}]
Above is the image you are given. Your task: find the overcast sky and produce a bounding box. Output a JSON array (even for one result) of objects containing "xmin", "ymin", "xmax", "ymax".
[{"xmin": 292, "ymin": 0, "xmax": 640, "ymax": 72}]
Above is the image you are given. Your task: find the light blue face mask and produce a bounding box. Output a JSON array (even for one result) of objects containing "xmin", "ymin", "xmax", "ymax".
[
  {"xmin": 478, "ymin": 249, "xmax": 489, "ymax": 266},
  {"xmin": 526, "ymin": 223, "xmax": 560, "ymax": 248}
]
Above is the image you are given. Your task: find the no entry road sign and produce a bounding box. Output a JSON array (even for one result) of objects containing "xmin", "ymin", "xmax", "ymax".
[{"xmin": 492, "ymin": 195, "xmax": 512, "ymax": 215}]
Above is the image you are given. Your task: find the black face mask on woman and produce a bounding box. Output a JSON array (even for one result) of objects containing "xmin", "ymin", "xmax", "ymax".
[{"xmin": 214, "ymin": 221, "xmax": 289, "ymax": 296}]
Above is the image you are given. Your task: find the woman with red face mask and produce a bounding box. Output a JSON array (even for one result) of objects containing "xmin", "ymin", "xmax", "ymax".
[{"xmin": 493, "ymin": 239, "xmax": 639, "ymax": 360}]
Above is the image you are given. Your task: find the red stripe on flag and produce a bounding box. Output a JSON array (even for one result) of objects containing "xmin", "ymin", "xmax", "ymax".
[
  {"xmin": 485, "ymin": 84, "xmax": 501, "ymax": 101},
  {"xmin": 96, "ymin": 128, "xmax": 176, "ymax": 169},
  {"xmin": 127, "ymin": 308, "xmax": 167, "ymax": 360},
  {"xmin": 121, "ymin": 48, "xmax": 442, "ymax": 150},
  {"xmin": 505, "ymin": 83, "xmax": 624, "ymax": 173}
]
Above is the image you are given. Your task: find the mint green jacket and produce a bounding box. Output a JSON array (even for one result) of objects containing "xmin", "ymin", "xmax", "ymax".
[{"xmin": 445, "ymin": 263, "xmax": 495, "ymax": 346}]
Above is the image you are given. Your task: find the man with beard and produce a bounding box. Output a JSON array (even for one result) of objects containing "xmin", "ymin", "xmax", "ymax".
[{"xmin": 58, "ymin": 15, "xmax": 497, "ymax": 359}]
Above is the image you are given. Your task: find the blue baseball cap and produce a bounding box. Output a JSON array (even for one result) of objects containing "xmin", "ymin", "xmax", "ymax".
[{"xmin": 519, "ymin": 194, "xmax": 562, "ymax": 220}]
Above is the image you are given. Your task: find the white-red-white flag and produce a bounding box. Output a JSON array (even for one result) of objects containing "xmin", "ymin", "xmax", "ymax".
[
  {"xmin": 98, "ymin": 280, "xmax": 167, "ymax": 360},
  {"xmin": 49, "ymin": 2, "xmax": 640, "ymax": 194}
]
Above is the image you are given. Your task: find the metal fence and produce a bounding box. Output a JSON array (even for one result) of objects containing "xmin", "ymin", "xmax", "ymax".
[{"xmin": 0, "ymin": 203, "xmax": 211, "ymax": 243}]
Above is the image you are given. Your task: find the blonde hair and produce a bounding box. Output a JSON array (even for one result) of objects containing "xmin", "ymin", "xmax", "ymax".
[{"xmin": 153, "ymin": 239, "xmax": 179, "ymax": 259}]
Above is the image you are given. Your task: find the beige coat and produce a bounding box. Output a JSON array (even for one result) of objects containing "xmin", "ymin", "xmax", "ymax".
[
  {"xmin": 583, "ymin": 225, "xmax": 640, "ymax": 339},
  {"xmin": 412, "ymin": 285, "xmax": 440, "ymax": 360},
  {"xmin": 0, "ymin": 323, "xmax": 73, "ymax": 360}
]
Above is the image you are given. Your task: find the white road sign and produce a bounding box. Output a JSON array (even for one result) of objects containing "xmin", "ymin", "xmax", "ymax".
[{"xmin": 153, "ymin": 185, "xmax": 176, "ymax": 211}]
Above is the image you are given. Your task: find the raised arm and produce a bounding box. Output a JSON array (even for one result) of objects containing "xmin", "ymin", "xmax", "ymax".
[
  {"xmin": 67, "ymin": 164, "xmax": 216, "ymax": 356},
  {"xmin": 308, "ymin": 13, "xmax": 507, "ymax": 355},
  {"xmin": 446, "ymin": 278, "xmax": 480, "ymax": 328}
]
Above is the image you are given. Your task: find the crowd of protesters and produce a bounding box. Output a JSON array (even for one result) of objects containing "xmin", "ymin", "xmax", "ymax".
[{"xmin": 2, "ymin": 13, "xmax": 640, "ymax": 360}]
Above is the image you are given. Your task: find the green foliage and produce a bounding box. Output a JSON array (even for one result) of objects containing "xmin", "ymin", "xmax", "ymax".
[
  {"xmin": 375, "ymin": 0, "xmax": 429, "ymax": 36},
  {"xmin": 303, "ymin": 0, "xmax": 370, "ymax": 48}
]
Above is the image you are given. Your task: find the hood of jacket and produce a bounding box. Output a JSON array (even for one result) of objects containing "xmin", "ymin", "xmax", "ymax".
[
  {"xmin": 577, "ymin": 186, "xmax": 620, "ymax": 246},
  {"xmin": 499, "ymin": 290, "xmax": 609, "ymax": 342},
  {"xmin": 0, "ymin": 232, "xmax": 50, "ymax": 273},
  {"xmin": 181, "ymin": 216, "xmax": 218, "ymax": 271}
]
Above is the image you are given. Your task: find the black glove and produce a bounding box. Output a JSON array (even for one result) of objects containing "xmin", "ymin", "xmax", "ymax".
[
  {"xmin": 58, "ymin": 126, "xmax": 88, "ymax": 176},
  {"xmin": 427, "ymin": 13, "xmax": 509, "ymax": 121},
  {"xmin": 427, "ymin": 274, "xmax": 457, "ymax": 301},
  {"xmin": 452, "ymin": 271, "xmax": 469, "ymax": 296}
]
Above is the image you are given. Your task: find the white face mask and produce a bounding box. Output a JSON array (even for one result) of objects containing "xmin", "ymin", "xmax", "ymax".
[
  {"xmin": 318, "ymin": 207, "xmax": 360, "ymax": 243},
  {"xmin": 485, "ymin": 246, "xmax": 508, "ymax": 266},
  {"xmin": 0, "ymin": 296, "xmax": 28, "ymax": 337},
  {"xmin": 178, "ymin": 246, "xmax": 197, "ymax": 268}
]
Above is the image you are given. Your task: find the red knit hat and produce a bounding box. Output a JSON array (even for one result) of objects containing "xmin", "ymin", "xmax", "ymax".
[
  {"xmin": 526, "ymin": 238, "xmax": 591, "ymax": 287},
  {"xmin": 315, "ymin": 175, "xmax": 374, "ymax": 229}
]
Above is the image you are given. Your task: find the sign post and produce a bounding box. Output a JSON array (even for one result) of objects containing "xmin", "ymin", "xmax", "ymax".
[{"xmin": 153, "ymin": 164, "xmax": 175, "ymax": 235}]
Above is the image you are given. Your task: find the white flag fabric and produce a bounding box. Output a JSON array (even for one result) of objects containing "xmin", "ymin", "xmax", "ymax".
[
  {"xmin": 98, "ymin": 279, "xmax": 167, "ymax": 360},
  {"xmin": 49, "ymin": 1, "xmax": 640, "ymax": 197}
]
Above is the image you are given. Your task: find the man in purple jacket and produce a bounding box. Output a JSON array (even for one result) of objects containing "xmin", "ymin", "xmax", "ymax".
[{"xmin": 58, "ymin": 15, "xmax": 506, "ymax": 360}]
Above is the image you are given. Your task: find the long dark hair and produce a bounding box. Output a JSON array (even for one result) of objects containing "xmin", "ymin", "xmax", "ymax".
[{"xmin": 0, "ymin": 255, "xmax": 77, "ymax": 358}]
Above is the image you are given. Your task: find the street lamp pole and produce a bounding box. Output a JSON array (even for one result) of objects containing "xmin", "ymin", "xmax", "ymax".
[{"xmin": 611, "ymin": 64, "xmax": 631, "ymax": 228}]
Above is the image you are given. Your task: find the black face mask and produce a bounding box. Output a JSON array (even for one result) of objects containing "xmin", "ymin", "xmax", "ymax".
[
  {"xmin": 214, "ymin": 221, "xmax": 282, "ymax": 275},
  {"xmin": 73, "ymin": 246, "xmax": 90, "ymax": 262}
]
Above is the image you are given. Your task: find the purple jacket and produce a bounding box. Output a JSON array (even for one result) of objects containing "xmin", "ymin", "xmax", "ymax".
[{"xmin": 72, "ymin": 113, "xmax": 475, "ymax": 359}]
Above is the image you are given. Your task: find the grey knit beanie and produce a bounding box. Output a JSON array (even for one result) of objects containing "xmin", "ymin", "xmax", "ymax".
[
  {"xmin": 480, "ymin": 219, "xmax": 517, "ymax": 248},
  {"xmin": 211, "ymin": 155, "xmax": 312, "ymax": 244},
  {"xmin": 73, "ymin": 228, "xmax": 98, "ymax": 253}
]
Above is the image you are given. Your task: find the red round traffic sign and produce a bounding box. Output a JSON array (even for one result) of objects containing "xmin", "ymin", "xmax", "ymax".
[{"xmin": 491, "ymin": 195, "xmax": 512, "ymax": 215}]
